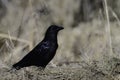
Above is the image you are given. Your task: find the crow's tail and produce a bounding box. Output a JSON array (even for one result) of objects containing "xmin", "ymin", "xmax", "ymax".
[{"xmin": 12, "ymin": 63, "xmax": 21, "ymax": 70}]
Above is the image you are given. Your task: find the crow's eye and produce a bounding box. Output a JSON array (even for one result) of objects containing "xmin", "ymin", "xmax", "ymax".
[{"xmin": 51, "ymin": 26, "xmax": 57, "ymax": 30}]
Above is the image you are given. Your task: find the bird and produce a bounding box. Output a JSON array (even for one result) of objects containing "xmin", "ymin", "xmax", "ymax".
[{"xmin": 12, "ymin": 25, "xmax": 64, "ymax": 70}]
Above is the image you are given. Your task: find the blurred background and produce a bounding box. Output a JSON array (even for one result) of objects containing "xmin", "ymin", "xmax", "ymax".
[{"xmin": 0, "ymin": 0, "xmax": 120, "ymax": 67}]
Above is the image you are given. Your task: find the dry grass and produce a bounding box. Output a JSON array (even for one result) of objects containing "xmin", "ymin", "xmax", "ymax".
[
  {"xmin": 0, "ymin": 57, "xmax": 120, "ymax": 80},
  {"xmin": 0, "ymin": 0, "xmax": 120, "ymax": 80},
  {"xmin": 104, "ymin": 0, "xmax": 113, "ymax": 56}
]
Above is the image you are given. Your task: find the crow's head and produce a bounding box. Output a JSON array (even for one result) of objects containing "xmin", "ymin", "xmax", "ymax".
[
  {"xmin": 46, "ymin": 25, "xmax": 64, "ymax": 34},
  {"xmin": 44, "ymin": 25, "xmax": 64, "ymax": 40},
  {"xmin": 48, "ymin": 25, "xmax": 64, "ymax": 32}
]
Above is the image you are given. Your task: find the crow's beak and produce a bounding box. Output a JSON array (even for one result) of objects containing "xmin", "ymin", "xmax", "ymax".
[{"xmin": 58, "ymin": 26, "xmax": 64, "ymax": 30}]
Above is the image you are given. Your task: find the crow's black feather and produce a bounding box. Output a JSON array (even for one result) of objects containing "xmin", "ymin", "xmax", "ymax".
[{"xmin": 12, "ymin": 25, "xmax": 64, "ymax": 70}]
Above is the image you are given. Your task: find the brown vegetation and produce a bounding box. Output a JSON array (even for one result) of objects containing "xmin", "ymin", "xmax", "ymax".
[{"xmin": 0, "ymin": 0, "xmax": 120, "ymax": 80}]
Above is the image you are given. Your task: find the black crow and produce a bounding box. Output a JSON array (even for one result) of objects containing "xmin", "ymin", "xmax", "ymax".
[{"xmin": 12, "ymin": 25, "xmax": 64, "ymax": 70}]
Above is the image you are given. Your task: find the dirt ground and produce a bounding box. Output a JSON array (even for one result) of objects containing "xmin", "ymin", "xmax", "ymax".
[{"xmin": 0, "ymin": 57, "xmax": 120, "ymax": 80}]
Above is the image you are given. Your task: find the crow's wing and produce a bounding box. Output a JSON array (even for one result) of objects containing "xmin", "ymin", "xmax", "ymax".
[
  {"xmin": 33, "ymin": 41, "xmax": 50, "ymax": 55},
  {"xmin": 17, "ymin": 41, "xmax": 51, "ymax": 65}
]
